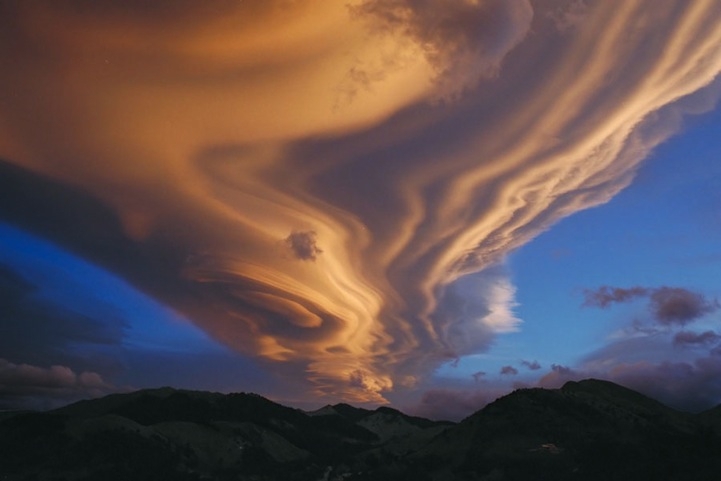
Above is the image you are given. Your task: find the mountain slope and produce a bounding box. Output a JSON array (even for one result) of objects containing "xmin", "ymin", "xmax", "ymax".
[
  {"xmin": 2, "ymin": 380, "xmax": 721, "ymax": 480},
  {"xmin": 0, "ymin": 387, "xmax": 449, "ymax": 480},
  {"xmin": 409, "ymin": 379, "xmax": 721, "ymax": 481}
]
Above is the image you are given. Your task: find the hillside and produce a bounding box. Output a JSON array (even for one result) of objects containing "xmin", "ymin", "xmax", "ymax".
[
  {"xmin": 1, "ymin": 380, "xmax": 720, "ymax": 480},
  {"xmin": 409, "ymin": 379, "xmax": 721, "ymax": 481}
]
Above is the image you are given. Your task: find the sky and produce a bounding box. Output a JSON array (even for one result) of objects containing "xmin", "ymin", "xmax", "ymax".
[{"xmin": 0, "ymin": 0, "xmax": 720, "ymax": 420}]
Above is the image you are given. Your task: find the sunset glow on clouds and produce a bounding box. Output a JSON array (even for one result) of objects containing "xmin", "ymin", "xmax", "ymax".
[{"xmin": 1, "ymin": 0, "xmax": 721, "ymax": 415}]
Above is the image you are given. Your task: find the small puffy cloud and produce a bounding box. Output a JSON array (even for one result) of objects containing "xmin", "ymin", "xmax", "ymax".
[
  {"xmin": 650, "ymin": 287, "xmax": 719, "ymax": 325},
  {"xmin": 471, "ymin": 371, "xmax": 486, "ymax": 382},
  {"xmin": 673, "ymin": 330, "xmax": 721, "ymax": 348},
  {"xmin": 583, "ymin": 285, "xmax": 718, "ymax": 325},
  {"xmin": 500, "ymin": 365, "xmax": 518, "ymax": 376},
  {"xmin": 521, "ymin": 360, "xmax": 541, "ymax": 370},
  {"xmin": 0, "ymin": 358, "xmax": 120, "ymax": 410},
  {"xmin": 285, "ymin": 230, "xmax": 323, "ymax": 261},
  {"xmin": 550, "ymin": 364, "xmax": 576, "ymax": 376}
]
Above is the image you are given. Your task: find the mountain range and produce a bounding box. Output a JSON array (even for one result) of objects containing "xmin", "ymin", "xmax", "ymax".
[{"xmin": 2, "ymin": 379, "xmax": 721, "ymax": 480}]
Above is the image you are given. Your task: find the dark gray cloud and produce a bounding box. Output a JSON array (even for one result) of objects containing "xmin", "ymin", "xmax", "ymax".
[
  {"xmin": 500, "ymin": 365, "xmax": 518, "ymax": 376},
  {"xmin": 673, "ymin": 330, "xmax": 721, "ymax": 347},
  {"xmin": 650, "ymin": 287, "xmax": 719, "ymax": 325},
  {"xmin": 583, "ymin": 285, "xmax": 719, "ymax": 325},
  {"xmin": 471, "ymin": 371, "xmax": 486, "ymax": 382},
  {"xmin": 582, "ymin": 286, "xmax": 649, "ymax": 308},
  {"xmin": 550, "ymin": 363, "xmax": 575, "ymax": 375},
  {"xmin": 521, "ymin": 359, "xmax": 541, "ymax": 370},
  {"xmin": 565, "ymin": 284, "xmax": 721, "ymax": 411},
  {"xmin": 285, "ymin": 230, "xmax": 323, "ymax": 261},
  {"xmin": 602, "ymin": 356, "xmax": 721, "ymax": 413},
  {"xmin": 539, "ymin": 347, "xmax": 721, "ymax": 412}
]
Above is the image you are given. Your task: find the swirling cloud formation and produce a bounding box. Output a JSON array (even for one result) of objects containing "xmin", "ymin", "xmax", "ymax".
[{"xmin": 1, "ymin": 0, "xmax": 721, "ymax": 403}]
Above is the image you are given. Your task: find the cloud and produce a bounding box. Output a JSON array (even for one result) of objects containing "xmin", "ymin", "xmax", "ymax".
[
  {"xmin": 584, "ymin": 285, "xmax": 719, "ymax": 325},
  {"xmin": 521, "ymin": 360, "xmax": 541, "ymax": 370},
  {"xmin": 285, "ymin": 230, "xmax": 323, "ymax": 261},
  {"xmin": 500, "ymin": 365, "xmax": 519, "ymax": 376},
  {"xmin": 673, "ymin": 330, "xmax": 721, "ymax": 347},
  {"xmin": 537, "ymin": 364, "xmax": 581, "ymax": 389},
  {"xmin": 536, "ymin": 329, "xmax": 721, "ymax": 412},
  {"xmin": 471, "ymin": 371, "xmax": 486, "ymax": 382},
  {"xmin": 606, "ymin": 357, "xmax": 721, "ymax": 412},
  {"xmin": 650, "ymin": 287, "xmax": 719, "ymax": 325},
  {"xmin": 430, "ymin": 266, "xmax": 521, "ymax": 364},
  {"xmin": 583, "ymin": 286, "xmax": 649, "ymax": 308},
  {"xmin": 0, "ymin": 358, "xmax": 120, "ymax": 410},
  {"xmin": 546, "ymin": 0, "xmax": 590, "ymax": 33},
  {"xmin": 352, "ymin": 0, "xmax": 533, "ymax": 98},
  {"xmin": 1, "ymin": 0, "xmax": 721, "ymax": 404}
]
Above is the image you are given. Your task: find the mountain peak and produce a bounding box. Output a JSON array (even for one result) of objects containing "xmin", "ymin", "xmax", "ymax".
[
  {"xmin": 4, "ymin": 380, "xmax": 721, "ymax": 479},
  {"xmin": 560, "ymin": 378, "xmax": 679, "ymax": 414},
  {"xmin": 561, "ymin": 378, "xmax": 643, "ymax": 395},
  {"xmin": 330, "ymin": 403, "xmax": 374, "ymax": 421}
]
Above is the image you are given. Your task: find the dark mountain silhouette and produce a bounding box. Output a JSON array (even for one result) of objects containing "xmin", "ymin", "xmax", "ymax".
[
  {"xmin": 2, "ymin": 379, "xmax": 721, "ymax": 480},
  {"xmin": 408, "ymin": 379, "xmax": 721, "ymax": 480}
]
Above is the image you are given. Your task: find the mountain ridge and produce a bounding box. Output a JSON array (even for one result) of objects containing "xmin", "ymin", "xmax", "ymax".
[{"xmin": 2, "ymin": 379, "xmax": 721, "ymax": 480}]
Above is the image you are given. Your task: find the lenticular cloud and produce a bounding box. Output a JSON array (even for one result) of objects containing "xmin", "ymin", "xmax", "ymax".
[{"xmin": 1, "ymin": 0, "xmax": 721, "ymax": 403}]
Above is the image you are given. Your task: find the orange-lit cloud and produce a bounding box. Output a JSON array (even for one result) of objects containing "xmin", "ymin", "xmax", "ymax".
[{"xmin": 1, "ymin": 0, "xmax": 721, "ymax": 403}]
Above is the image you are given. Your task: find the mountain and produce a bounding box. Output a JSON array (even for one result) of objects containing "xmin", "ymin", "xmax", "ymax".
[
  {"xmin": 408, "ymin": 379, "xmax": 721, "ymax": 481},
  {"xmin": 1, "ymin": 379, "xmax": 720, "ymax": 480},
  {"xmin": 0, "ymin": 387, "xmax": 448, "ymax": 481}
]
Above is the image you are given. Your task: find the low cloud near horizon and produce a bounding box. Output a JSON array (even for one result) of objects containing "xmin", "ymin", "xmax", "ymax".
[
  {"xmin": 531, "ymin": 284, "xmax": 721, "ymax": 412},
  {"xmin": 0, "ymin": 358, "xmax": 120, "ymax": 411}
]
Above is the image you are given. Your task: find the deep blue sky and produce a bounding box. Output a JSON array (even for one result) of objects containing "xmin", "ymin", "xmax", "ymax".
[{"xmin": 438, "ymin": 100, "xmax": 721, "ymax": 389}]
